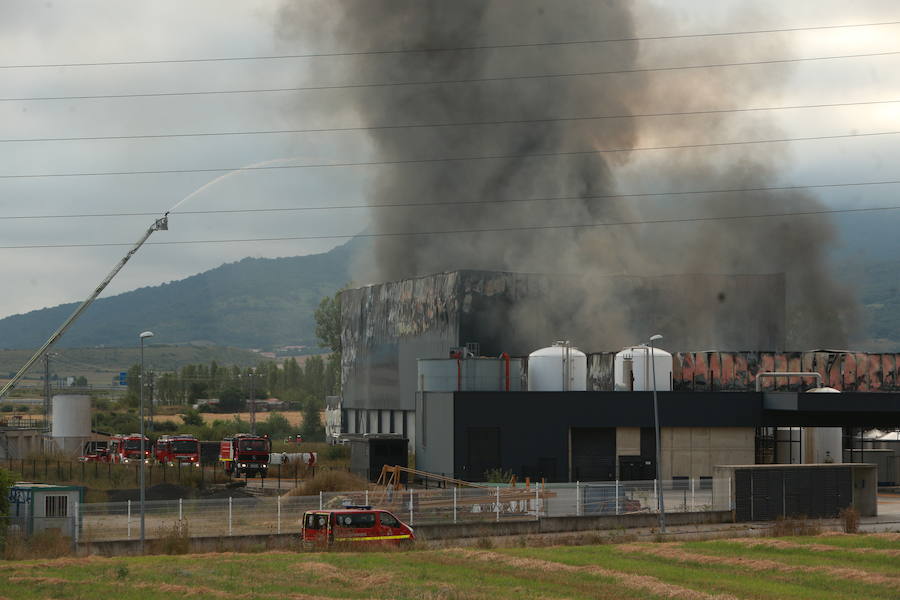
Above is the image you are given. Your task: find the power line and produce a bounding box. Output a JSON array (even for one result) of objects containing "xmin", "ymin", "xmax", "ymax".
[
  {"xmin": 2, "ymin": 98, "xmax": 897, "ymax": 145},
  {"xmin": 1, "ymin": 204, "xmax": 897, "ymax": 250},
  {"xmin": 3, "ymin": 19, "xmax": 898, "ymax": 69},
  {"xmin": 1, "ymin": 130, "xmax": 897, "ymax": 180},
  {"xmin": 3, "ymin": 178, "xmax": 900, "ymax": 221},
  {"xmin": 2, "ymin": 50, "xmax": 898, "ymax": 103}
]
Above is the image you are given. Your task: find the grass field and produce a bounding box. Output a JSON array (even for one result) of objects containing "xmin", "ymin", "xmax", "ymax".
[{"xmin": 2, "ymin": 534, "xmax": 898, "ymax": 599}]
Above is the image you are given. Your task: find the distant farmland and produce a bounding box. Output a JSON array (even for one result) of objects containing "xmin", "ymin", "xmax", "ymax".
[
  {"xmin": 2, "ymin": 534, "xmax": 899, "ymax": 599},
  {"xmin": 0, "ymin": 345, "xmax": 269, "ymax": 389}
]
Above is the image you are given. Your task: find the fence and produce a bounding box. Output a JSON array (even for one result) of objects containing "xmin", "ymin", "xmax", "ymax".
[
  {"xmin": 76, "ymin": 478, "xmax": 731, "ymax": 542},
  {"xmin": 1, "ymin": 458, "xmax": 314, "ymax": 489}
]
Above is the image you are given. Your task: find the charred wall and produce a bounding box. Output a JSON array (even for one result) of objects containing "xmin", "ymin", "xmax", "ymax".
[
  {"xmin": 588, "ymin": 350, "xmax": 900, "ymax": 392},
  {"xmin": 341, "ymin": 269, "xmax": 786, "ymax": 410}
]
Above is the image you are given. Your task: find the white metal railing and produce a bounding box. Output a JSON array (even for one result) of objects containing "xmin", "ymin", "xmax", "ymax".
[{"xmin": 76, "ymin": 478, "xmax": 732, "ymax": 542}]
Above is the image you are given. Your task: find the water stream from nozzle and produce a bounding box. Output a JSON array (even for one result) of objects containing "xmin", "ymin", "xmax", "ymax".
[{"xmin": 166, "ymin": 155, "xmax": 305, "ymax": 214}]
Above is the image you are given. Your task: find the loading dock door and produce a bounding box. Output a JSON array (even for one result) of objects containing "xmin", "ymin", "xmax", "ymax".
[{"xmin": 570, "ymin": 428, "xmax": 616, "ymax": 481}]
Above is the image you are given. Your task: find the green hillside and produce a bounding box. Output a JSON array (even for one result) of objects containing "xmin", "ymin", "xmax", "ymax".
[{"xmin": 0, "ymin": 239, "xmax": 358, "ymax": 350}]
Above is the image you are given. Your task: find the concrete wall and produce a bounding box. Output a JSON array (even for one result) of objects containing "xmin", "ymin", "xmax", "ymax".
[
  {"xmin": 0, "ymin": 429, "xmax": 47, "ymax": 459},
  {"xmin": 661, "ymin": 427, "xmax": 755, "ymax": 480},
  {"xmin": 76, "ymin": 510, "xmax": 735, "ymax": 556},
  {"xmin": 417, "ymin": 392, "xmax": 454, "ymax": 476}
]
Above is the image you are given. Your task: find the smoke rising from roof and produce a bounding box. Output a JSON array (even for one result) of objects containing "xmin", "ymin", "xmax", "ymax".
[{"xmin": 276, "ymin": 1, "xmax": 858, "ymax": 350}]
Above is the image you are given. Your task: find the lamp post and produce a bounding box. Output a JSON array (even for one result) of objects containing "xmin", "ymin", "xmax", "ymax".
[
  {"xmin": 649, "ymin": 333, "xmax": 666, "ymax": 534},
  {"xmin": 139, "ymin": 330, "xmax": 154, "ymax": 553}
]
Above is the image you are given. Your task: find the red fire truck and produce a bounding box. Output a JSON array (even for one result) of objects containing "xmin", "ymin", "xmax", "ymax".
[
  {"xmin": 301, "ymin": 506, "xmax": 414, "ymax": 547},
  {"xmin": 154, "ymin": 434, "xmax": 201, "ymax": 467},
  {"xmin": 109, "ymin": 433, "xmax": 151, "ymax": 464},
  {"xmin": 220, "ymin": 433, "xmax": 270, "ymax": 477}
]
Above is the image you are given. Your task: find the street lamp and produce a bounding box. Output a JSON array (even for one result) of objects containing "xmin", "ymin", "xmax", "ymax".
[
  {"xmin": 139, "ymin": 330, "xmax": 154, "ymax": 553},
  {"xmin": 649, "ymin": 333, "xmax": 666, "ymax": 534}
]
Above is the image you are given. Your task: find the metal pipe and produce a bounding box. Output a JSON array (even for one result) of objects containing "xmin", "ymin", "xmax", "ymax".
[{"xmin": 754, "ymin": 372, "xmax": 822, "ymax": 392}]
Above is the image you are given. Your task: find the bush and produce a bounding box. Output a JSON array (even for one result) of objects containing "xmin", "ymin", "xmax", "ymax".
[
  {"xmin": 325, "ymin": 444, "xmax": 350, "ymax": 461},
  {"xmin": 770, "ymin": 515, "xmax": 822, "ymax": 537},
  {"xmin": 484, "ymin": 468, "xmax": 514, "ymax": 483},
  {"xmin": 0, "ymin": 405, "xmax": 12, "ymax": 413},
  {"xmin": 181, "ymin": 408, "xmax": 204, "ymax": 427},
  {"xmin": 149, "ymin": 520, "xmax": 191, "ymax": 555},
  {"xmin": 839, "ymin": 506, "xmax": 860, "ymax": 534},
  {"xmin": 284, "ymin": 470, "xmax": 368, "ymax": 496}
]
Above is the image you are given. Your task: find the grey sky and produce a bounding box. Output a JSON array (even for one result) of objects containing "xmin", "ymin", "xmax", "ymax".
[{"xmin": 0, "ymin": 0, "xmax": 898, "ymax": 321}]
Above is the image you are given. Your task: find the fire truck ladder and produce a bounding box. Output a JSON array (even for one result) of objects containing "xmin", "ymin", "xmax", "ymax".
[{"xmin": 0, "ymin": 216, "xmax": 168, "ymax": 401}]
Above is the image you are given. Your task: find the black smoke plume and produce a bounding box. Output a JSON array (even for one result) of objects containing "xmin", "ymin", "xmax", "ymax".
[{"xmin": 277, "ymin": 1, "xmax": 858, "ymax": 350}]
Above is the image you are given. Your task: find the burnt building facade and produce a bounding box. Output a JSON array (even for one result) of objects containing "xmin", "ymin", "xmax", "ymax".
[{"xmin": 340, "ymin": 269, "xmax": 787, "ymax": 444}]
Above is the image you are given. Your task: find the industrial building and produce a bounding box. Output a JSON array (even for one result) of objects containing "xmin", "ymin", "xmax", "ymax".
[{"xmin": 339, "ymin": 269, "xmax": 900, "ymax": 483}]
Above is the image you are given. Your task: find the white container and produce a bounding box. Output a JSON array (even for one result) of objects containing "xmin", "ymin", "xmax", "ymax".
[
  {"xmin": 51, "ymin": 394, "xmax": 91, "ymax": 455},
  {"xmin": 805, "ymin": 427, "xmax": 843, "ymax": 464},
  {"xmin": 802, "ymin": 387, "xmax": 842, "ymax": 464},
  {"xmin": 527, "ymin": 342, "xmax": 587, "ymax": 391},
  {"xmin": 614, "ymin": 346, "xmax": 673, "ymax": 391}
]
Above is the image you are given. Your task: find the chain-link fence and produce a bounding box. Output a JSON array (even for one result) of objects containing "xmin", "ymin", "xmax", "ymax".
[{"xmin": 76, "ymin": 478, "xmax": 731, "ymax": 542}]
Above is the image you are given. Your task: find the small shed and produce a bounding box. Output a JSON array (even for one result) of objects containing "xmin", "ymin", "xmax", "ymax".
[
  {"xmin": 713, "ymin": 464, "xmax": 877, "ymax": 520},
  {"xmin": 7, "ymin": 482, "xmax": 85, "ymax": 538},
  {"xmin": 346, "ymin": 434, "xmax": 409, "ymax": 482}
]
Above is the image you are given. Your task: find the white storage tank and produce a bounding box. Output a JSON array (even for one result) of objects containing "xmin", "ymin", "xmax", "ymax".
[
  {"xmin": 614, "ymin": 345, "xmax": 673, "ymax": 391},
  {"xmin": 51, "ymin": 394, "xmax": 91, "ymax": 455},
  {"xmin": 527, "ymin": 341, "xmax": 587, "ymax": 391},
  {"xmin": 803, "ymin": 386, "xmax": 842, "ymax": 464}
]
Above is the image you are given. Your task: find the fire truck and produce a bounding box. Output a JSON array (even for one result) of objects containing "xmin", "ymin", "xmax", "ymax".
[
  {"xmin": 109, "ymin": 433, "xmax": 151, "ymax": 464},
  {"xmin": 301, "ymin": 506, "xmax": 414, "ymax": 547},
  {"xmin": 154, "ymin": 434, "xmax": 201, "ymax": 466},
  {"xmin": 220, "ymin": 433, "xmax": 270, "ymax": 477}
]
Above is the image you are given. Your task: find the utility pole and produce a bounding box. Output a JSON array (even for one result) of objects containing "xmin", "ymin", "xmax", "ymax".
[
  {"xmin": 147, "ymin": 371, "xmax": 156, "ymax": 432},
  {"xmin": 43, "ymin": 353, "xmax": 54, "ymax": 433},
  {"xmin": 249, "ymin": 369, "xmax": 256, "ymax": 436}
]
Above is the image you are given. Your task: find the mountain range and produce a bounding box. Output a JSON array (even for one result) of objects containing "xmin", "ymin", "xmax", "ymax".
[{"xmin": 0, "ymin": 239, "xmax": 358, "ymax": 350}]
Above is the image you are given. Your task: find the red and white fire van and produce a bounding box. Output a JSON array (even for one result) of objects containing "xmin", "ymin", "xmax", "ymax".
[{"xmin": 301, "ymin": 506, "xmax": 415, "ymax": 547}]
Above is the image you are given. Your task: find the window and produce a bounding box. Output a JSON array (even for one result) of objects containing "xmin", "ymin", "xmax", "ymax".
[
  {"xmin": 336, "ymin": 512, "xmax": 376, "ymax": 528},
  {"xmin": 305, "ymin": 513, "xmax": 327, "ymax": 529},
  {"xmin": 379, "ymin": 512, "xmax": 399, "ymax": 527},
  {"xmin": 45, "ymin": 495, "xmax": 68, "ymax": 517},
  {"xmin": 172, "ymin": 440, "xmax": 198, "ymax": 453},
  {"xmin": 239, "ymin": 440, "xmax": 267, "ymax": 452}
]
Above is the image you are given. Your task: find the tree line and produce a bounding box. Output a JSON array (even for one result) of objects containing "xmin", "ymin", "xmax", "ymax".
[{"xmin": 124, "ymin": 354, "xmax": 340, "ymax": 410}]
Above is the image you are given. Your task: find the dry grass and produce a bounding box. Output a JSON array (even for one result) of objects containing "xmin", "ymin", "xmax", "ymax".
[
  {"xmin": 839, "ymin": 506, "xmax": 860, "ymax": 534},
  {"xmin": 618, "ymin": 542, "xmax": 900, "ymax": 590},
  {"xmin": 2, "ymin": 530, "xmax": 73, "ymax": 560},
  {"xmin": 770, "ymin": 515, "xmax": 822, "ymax": 537},
  {"xmin": 283, "ymin": 470, "xmax": 369, "ymax": 496}
]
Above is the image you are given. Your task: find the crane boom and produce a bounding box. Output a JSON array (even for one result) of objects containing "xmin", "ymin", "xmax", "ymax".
[{"xmin": 0, "ymin": 215, "xmax": 169, "ymax": 400}]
